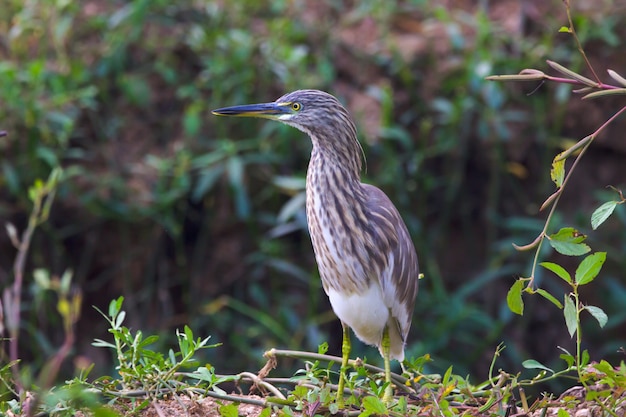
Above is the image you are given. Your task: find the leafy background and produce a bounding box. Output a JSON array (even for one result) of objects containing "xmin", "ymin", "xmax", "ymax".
[{"xmin": 1, "ymin": 0, "xmax": 625, "ymax": 395}]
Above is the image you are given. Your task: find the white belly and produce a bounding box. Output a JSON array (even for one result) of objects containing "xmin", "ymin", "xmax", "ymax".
[{"xmin": 327, "ymin": 285, "xmax": 388, "ymax": 347}]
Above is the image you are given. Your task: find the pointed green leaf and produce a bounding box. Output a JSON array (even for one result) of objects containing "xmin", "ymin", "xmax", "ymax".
[
  {"xmin": 591, "ymin": 201, "xmax": 618, "ymax": 230},
  {"xmin": 550, "ymin": 227, "xmax": 586, "ymax": 242},
  {"xmin": 584, "ymin": 305, "xmax": 608, "ymax": 328},
  {"xmin": 559, "ymin": 353, "xmax": 574, "ymax": 368},
  {"xmin": 218, "ymin": 403, "xmax": 239, "ymax": 417},
  {"xmin": 522, "ymin": 359, "xmax": 554, "ymax": 373},
  {"xmin": 563, "ymin": 295, "xmax": 577, "ymax": 337},
  {"xmin": 536, "ymin": 288, "xmax": 563, "ymax": 309},
  {"xmin": 548, "ymin": 228, "xmax": 590, "ymax": 256},
  {"xmin": 593, "ymin": 360, "xmax": 614, "ymax": 374},
  {"xmin": 442, "ymin": 365, "xmax": 453, "ymax": 386},
  {"xmin": 362, "ymin": 396, "xmax": 387, "ymax": 415},
  {"xmin": 575, "ymin": 252, "xmax": 606, "ymax": 285},
  {"xmin": 109, "ymin": 297, "xmax": 124, "ymax": 318},
  {"xmin": 558, "ymin": 409, "xmax": 570, "ymax": 417},
  {"xmin": 549, "ymin": 240, "xmax": 591, "ymax": 256},
  {"xmin": 540, "ymin": 262, "xmax": 571, "ymax": 283},
  {"xmin": 581, "ymin": 349, "xmax": 590, "ymax": 367},
  {"xmin": 258, "ymin": 408, "xmax": 272, "ymax": 417},
  {"xmin": 507, "ymin": 280, "xmax": 524, "ymax": 315},
  {"xmin": 550, "ymin": 158, "xmax": 565, "ymax": 188}
]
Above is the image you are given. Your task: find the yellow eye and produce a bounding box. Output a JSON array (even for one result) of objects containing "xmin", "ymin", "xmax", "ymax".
[{"xmin": 291, "ymin": 102, "xmax": 301, "ymax": 111}]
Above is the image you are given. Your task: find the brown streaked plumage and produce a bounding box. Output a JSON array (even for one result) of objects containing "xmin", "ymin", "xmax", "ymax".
[{"xmin": 212, "ymin": 89, "xmax": 419, "ymax": 405}]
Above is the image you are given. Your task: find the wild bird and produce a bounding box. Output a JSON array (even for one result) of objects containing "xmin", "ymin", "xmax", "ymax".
[{"xmin": 212, "ymin": 90, "xmax": 419, "ymax": 404}]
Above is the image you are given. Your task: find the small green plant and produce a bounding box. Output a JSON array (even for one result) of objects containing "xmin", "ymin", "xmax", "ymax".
[
  {"xmin": 92, "ymin": 297, "xmax": 218, "ymax": 395},
  {"xmin": 487, "ymin": 1, "xmax": 625, "ymax": 413}
]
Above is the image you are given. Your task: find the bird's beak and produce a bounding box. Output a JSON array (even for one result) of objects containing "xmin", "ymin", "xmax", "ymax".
[{"xmin": 212, "ymin": 102, "xmax": 289, "ymax": 120}]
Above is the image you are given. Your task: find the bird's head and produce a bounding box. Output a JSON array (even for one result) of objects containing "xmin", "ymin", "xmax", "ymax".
[
  {"xmin": 213, "ymin": 89, "xmax": 363, "ymax": 173},
  {"xmin": 212, "ymin": 89, "xmax": 356, "ymax": 139}
]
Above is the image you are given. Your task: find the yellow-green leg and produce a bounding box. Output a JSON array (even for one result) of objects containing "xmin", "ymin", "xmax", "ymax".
[
  {"xmin": 336, "ymin": 324, "xmax": 351, "ymax": 407},
  {"xmin": 381, "ymin": 325, "xmax": 394, "ymax": 404}
]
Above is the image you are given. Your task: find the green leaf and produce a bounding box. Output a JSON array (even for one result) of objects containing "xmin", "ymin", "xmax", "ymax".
[
  {"xmin": 558, "ymin": 26, "xmax": 571, "ymax": 33},
  {"xmin": 575, "ymin": 252, "xmax": 606, "ymax": 285},
  {"xmin": 550, "ymin": 157, "xmax": 565, "ymax": 188},
  {"xmin": 362, "ymin": 396, "xmax": 387, "ymax": 415},
  {"xmin": 318, "ymin": 342, "xmax": 328, "ymax": 355},
  {"xmin": 94, "ymin": 406, "xmax": 122, "ymax": 417},
  {"xmin": 189, "ymin": 366, "xmax": 215, "ymax": 383},
  {"xmin": 584, "ymin": 305, "xmax": 608, "ymax": 328},
  {"xmin": 218, "ymin": 403, "xmax": 239, "ymax": 417},
  {"xmin": 540, "ymin": 262, "xmax": 571, "ymax": 283},
  {"xmin": 109, "ymin": 297, "xmax": 124, "ymax": 318},
  {"xmin": 550, "ymin": 240, "xmax": 591, "ymax": 256},
  {"xmin": 563, "ymin": 295, "xmax": 577, "ymax": 337},
  {"xmin": 550, "ymin": 227, "xmax": 586, "ymax": 243},
  {"xmin": 442, "ymin": 365, "xmax": 453, "ymax": 386},
  {"xmin": 591, "ymin": 201, "xmax": 618, "ymax": 230},
  {"xmin": 258, "ymin": 408, "xmax": 272, "ymax": 417},
  {"xmin": 536, "ymin": 288, "xmax": 563, "ymax": 309},
  {"xmin": 558, "ymin": 409, "xmax": 570, "ymax": 417},
  {"xmin": 593, "ymin": 360, "xmax": 614, "ymax": 374},
  {"xmin": 548, "ymin": 228, "xmax": 590, "ymax": 255},
  {"xmin": 560, "ymin": 353, "xmax": 574, "ymax": 368},
  {"xmin": 548, "ymin": 227, "xmax": 591, "ymax": 256},
  {"xmin": 522, "ymin": 359, "xmax": 554, "ymax": 373},
  {"xmin": 506, "ymin": 280, "xmax": 524, "ymax": 315},
  {"xmin": 581, "ymin": 349, "xmax": 590, "ymax": 367}
]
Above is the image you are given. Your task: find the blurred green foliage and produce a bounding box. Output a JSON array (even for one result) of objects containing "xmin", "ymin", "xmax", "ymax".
[{"xmin": 1, "ymin": 0, "xmax": 625, "ymax": 398}]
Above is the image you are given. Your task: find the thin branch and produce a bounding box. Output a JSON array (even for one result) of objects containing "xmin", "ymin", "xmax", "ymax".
[
  {"xmin": 564, "ymin": 2, "xmax": 602, "ymax": 84},
  {"xmin": 236, "ymin": 371, "xmax": 286, "ymax": 400},
  {"xmin": 265, "ymin": 348, "xmax": 409, "ymax": 389}
]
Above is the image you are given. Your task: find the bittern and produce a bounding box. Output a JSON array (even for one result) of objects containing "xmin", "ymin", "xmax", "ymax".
[{"xmin": 213, "ymin": 90, "xmax": 419, "ymax": 404}]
